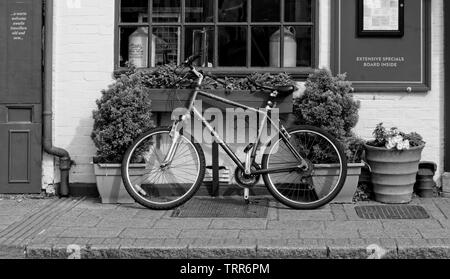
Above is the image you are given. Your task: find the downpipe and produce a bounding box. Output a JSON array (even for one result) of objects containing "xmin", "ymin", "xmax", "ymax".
[{"xmin": 43, "ymin": 0, "xmax": 72, "ymax": 197}]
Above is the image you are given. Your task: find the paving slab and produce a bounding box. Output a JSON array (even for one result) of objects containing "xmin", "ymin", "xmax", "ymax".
[{"xmin": 2, "ymin": 196, "xmax": 450, "ymax": 259}]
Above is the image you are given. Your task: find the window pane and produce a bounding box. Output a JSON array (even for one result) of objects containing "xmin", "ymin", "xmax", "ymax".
[
  {"xmin": 185, "ymin": 27, "xmax": 215, "ymax": 67},
  {"xmin": 289, "ymin": 26, "xmax": 312, "ymax": 67},
  {"xmin": 251, "ymin": 26, "xmax": 280, "ymax": 67},
  {"xmin": 218, "ymin": 0, "xmax": 247, "ymax": 22},
  {"xmin": 186, "ymin": 0, "xmax": 214, "ymax": 22},
  {"xmin": 252, "ymin": 0, "xmax": 280, "ymax": 22},
  {"xmin": 152, "ymin": 27, "xmax": 181, "ymax": 66},
  {"xmin": 285, "ymin": 0, "xmax": 312, "ymax": 22},
  {"xmin": 218, "ymin": 27, "xmax": 247, "ymax": 67},
  {"xmin": 120, "ymin": 27, "xmax": 149, "ymax": 68},
  {"xmin": 120, "ymin": 0, "xmax": 149, "ymax": 23},
  {"xmin": 153, "ymin": 0, "xmax": 181, "ymax": 23}
]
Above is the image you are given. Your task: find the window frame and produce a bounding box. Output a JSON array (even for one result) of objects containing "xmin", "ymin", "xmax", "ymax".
[{"xmin": 114, "ymin": 0, "xmax": 319, "ymax": 78}]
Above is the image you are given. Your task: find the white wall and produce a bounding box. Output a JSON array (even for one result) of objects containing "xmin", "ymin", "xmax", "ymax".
[
  {"xmin": 42, "ymin": 0, "xmax": 445, "ymax": 187},
  {"xmin": 43, "ymin": 0, "xmax": 115, "ymax": 186}
]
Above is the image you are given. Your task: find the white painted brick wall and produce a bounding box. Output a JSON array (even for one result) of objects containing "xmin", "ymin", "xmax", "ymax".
[
  {"xmin": 43, "ymin": 0, "xmax": 115, "ymax": 186},
  {"xmin": 42, "ymin": 0, "xmax": 445, "ymax": 187}
]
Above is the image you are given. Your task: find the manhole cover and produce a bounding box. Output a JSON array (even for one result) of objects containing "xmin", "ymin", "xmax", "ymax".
[
  {"xmin": 171, "ymin": 197, "xmax": 269, "ymax": 218},
  {"xmin": 355, "ymin": 205, "xmax": 430, "ymax": 220}
]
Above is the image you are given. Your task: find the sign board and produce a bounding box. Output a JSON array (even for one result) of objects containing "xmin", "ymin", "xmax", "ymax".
[{"xmin": 331, "ymin": 0, "xmax": 431, "ymax": 92}]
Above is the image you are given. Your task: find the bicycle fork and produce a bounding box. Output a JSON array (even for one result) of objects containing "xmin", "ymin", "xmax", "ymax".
[{"xmin": 160, "ymin": 119, "xmax": 184, "ymax": 168}]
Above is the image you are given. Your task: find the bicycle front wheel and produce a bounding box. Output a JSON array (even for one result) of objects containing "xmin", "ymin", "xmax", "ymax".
[
  {"xmin": 262, "ymin": 126, "xmax": 347, "ymax": 209},
  {"xmin": 122, "ymin": 127, "xmax": 205, "ymax": 210}
]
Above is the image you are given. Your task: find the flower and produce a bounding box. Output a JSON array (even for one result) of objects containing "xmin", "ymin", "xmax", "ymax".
[{"xmin": 368, "ymin": 123, "xmax": 425, "ymax": 149}]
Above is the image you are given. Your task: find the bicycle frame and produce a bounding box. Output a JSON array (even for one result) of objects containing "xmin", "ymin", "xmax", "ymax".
[{"xmin": 163, "ymin": 85, "xmax": 309, "ymax": 176}]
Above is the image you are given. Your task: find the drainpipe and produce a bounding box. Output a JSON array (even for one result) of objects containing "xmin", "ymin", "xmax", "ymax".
[{"xmin": 43, "ymin": 0, "xmax": 72, "ymax": 197}]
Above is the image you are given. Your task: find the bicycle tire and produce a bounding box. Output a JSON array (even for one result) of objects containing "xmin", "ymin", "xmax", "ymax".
[
  {"xmin": 262, "ymin": 125, "xmax": 347, "ymax": 210},
  {"xmin": 122, "ymin": 127, "xmax": 206, "ymax": 210}
]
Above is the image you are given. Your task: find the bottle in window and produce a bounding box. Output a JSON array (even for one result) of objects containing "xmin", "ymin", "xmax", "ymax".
[{"xmin": 269, "ymin": 27, "xmax": 297, "ymax": 67}]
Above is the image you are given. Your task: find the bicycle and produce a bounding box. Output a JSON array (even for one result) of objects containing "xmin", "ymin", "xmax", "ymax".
[{"xmin": 121, "ymin": 54, "xmax": 347, "ymax": 210}]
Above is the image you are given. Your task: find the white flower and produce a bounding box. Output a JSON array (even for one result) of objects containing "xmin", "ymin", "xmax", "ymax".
[
  {"xmin": 392, "ymin": 135, "xmax": 403, "ymax": 144},
  {"xmin": 385, "ymin": 139, "xmax": 396, "ymax": 150},
  {"xmin": 403, "ymin": 140, "xmax": 411, "ymax": 150}
]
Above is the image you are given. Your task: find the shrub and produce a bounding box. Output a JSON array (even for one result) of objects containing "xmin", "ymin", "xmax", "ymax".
[
  {"xmin": 294, "ymin": 69, "xmax": 360, "ymax": 140},
  {"xmin": 91, "ymin": 73, "xmax": 155, "ymax": 163},
  {"xmin": 294, "ymin": 69, "xmax": 362, "ymax": 162}
]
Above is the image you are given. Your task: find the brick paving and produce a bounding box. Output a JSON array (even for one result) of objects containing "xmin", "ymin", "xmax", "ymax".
[{"xmin": 0, "ymin": 196, "xmax": 450, "ymax": 258}]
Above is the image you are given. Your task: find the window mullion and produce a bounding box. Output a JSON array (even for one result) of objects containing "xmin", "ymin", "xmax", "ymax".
[
  {"xmin": 148, "ymin": 0, "xmax": 153, "ymax": 67},
  {"xmin": 280, "ymin": 0, "xmax": 285, "ymax": 68},
  {"xmin": 181, "ymin": 0, "xmax": 186, "ymax": 61},
  {"xmin": 214, "ymin": 0, "xmax": 218, "ymax": 67},
  {"xmin": 247, "ymin": 0, "xmax": 251, "ymax": 68}
]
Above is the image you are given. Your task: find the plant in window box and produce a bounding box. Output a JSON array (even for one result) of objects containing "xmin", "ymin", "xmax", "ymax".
[
  {"xmin": 294, "ymin": 69, "xmax": 364, "ymax": 203},
  {"xmin": 116, "ymin": 64, "xmax": 296, "ymax": 114},
  {"xmin": 91, "ymin": 72, "xmax": 155, "ymax": 204},
  {"xmin": 365, "ymin": 123, "xmax": 426, "ymax": 204}
]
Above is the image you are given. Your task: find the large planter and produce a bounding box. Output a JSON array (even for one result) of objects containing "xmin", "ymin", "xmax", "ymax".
[
  {"xmin": 93, "ymin": 163, "xmax": 144, "ymax": 204},
  {"xmin": 364, "ymin": 144, "xmax": 425, "ymax": 204},
  {"xmin": 147, "ymin": 89, "xmax": 293, "ymax": 113},
  {"xmin": 311, "ymin": 163, "xmax": 365, "ymax": 204}
]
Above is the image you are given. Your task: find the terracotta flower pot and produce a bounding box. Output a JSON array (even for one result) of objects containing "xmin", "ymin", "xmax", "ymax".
[{"xmin": 364, "ymin": 144, "xmax": 424, "ymax": 204}]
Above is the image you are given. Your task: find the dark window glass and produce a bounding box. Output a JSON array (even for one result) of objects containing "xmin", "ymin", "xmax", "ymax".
[
  {"xmin": 120, "ymin": 0, "xmax": 148, "ymax": 23},
  {"xmin": 251, "ymin": 26, "xmax": 280, "ymax": 67},
  {"xmin": 219, "ymin": 0, "xmax": 247, "ymax": 22},
  {"xmin": 186, "ymin": 0, "xmax": 214, "ymax": 22},
  {"xmin": 152, "ymin": 27, "xmax": 181, "ymax": 66},
  {"xmin": 285, "ymin": 0, "xmax": 312, "ymax": 22},
  {"xmin": 252, "ymin": 0, "xmax": 280, "ymax": 22},
  {"xmin": 153, "ymin": 0, "xmax": 181, "ymax": 23},
  {"xmin": 218, "ymin": 26, "xmax": 247, "ymax": 66},
  {"xmin": 185, "ymin": 27, "xmax": 215, "ymax": 67}
]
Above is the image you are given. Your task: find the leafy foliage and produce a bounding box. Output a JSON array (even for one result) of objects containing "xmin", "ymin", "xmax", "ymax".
[
  {"xmin": 91, "ymin": 73, "xmax": 155, "ymax": 163},
  {"xmin": 117, "ymin": 64, "xmax": 295, "ymax": 91},
  {"xmin": 294, "ymin": 69, "xmax": 362, "ymax": 162},
  {"xmin": 294, "ymin": 69, "xmax": 360, "ymax": 140}
]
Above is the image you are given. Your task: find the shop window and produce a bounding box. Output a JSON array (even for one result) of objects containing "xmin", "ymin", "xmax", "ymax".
[{"xmin": 116, "ymin": 0, "xmax": 316, "ymax": 75}]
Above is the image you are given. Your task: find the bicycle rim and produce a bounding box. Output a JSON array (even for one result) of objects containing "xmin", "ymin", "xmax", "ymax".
[
  {"xmin": 263, "ymin": 127, "xmax": 347, "ymax": 208},
  {"xmin": 123, "ymin": 130, "xmax": 203, "ymax": 208}
]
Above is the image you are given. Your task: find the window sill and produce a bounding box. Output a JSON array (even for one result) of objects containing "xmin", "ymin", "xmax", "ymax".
[{"xmin": 113, "ymin": 67, "xmax": 316, "ymax": 80}]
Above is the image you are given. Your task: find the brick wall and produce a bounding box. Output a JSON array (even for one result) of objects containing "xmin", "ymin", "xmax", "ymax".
[{"xmin": 42, "ymin": 0, "xmax": 445, "ymax": 188}]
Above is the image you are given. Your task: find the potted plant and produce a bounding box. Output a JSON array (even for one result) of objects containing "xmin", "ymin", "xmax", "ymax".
[
  {"xmin": 365, "ymin": 123, "xmax": 426, "ymax": 204},
  {"xmin": 294, "ymin": 69, "xmax": 364, "ymax": 203},
  {"xmin": 91, "ymin": 72, "xmax": 155, "ymax": 204}
]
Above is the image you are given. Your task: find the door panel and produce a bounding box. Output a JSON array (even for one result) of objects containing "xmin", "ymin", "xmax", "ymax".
[{"xmin": 0, "ymin": 0, "xmax": 42, "ymax": 194}]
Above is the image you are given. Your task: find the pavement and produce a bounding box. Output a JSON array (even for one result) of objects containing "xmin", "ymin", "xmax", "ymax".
[{"xmin": 0, "ymin": 195, "xmax": 450, "ymax": 259}]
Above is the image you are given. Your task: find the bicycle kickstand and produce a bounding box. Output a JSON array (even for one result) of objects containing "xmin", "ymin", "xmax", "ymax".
[{"xmin": 244, "ymin": 188, "xmax": 250, "ymax": 205}]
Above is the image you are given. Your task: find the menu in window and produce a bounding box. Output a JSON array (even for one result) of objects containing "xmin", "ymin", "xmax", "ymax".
[{"xmin": 363, "ymin": 0, "xmax": 399, "ymax": 31}]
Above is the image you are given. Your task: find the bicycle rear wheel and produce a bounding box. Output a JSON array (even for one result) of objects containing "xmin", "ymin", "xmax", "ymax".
[
  {"xmin": 122, "ymin": 127, "xmax": 205, "ymax": 210},
  {"xmin": 262, "ymin": 125, "xmax": 347, "ymax": 209}
]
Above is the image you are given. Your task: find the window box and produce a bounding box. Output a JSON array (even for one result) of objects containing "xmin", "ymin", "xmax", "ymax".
[{"xmin": 147, "ymin": 89, "xmax": 293, "ymax": 113}]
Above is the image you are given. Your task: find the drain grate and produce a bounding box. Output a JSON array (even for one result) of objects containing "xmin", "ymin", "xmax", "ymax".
[
  {"xmin": 171, "ymin": 197, "xmax": 269, "ymax": 218},
  {"xmin": 355, "ymin": 205, "xmax": 430, "ymax": 220}
]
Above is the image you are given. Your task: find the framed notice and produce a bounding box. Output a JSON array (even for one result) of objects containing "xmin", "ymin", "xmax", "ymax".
[
  {"xmin": 331, "ymin": 0, "xmax": 431, "ymax": 92},
  {"xmin": 358, "ymin": 0, "xmax": 404, "ymax": 37}
]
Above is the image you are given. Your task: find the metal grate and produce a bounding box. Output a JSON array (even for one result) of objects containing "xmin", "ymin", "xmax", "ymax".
[
  {"xmin": 171, "ymin": 197, "xmax": 269, "ymax": 218},
  {"xmin": 355, "ymin": 205, "xmax": 430, "ymax": 220}
]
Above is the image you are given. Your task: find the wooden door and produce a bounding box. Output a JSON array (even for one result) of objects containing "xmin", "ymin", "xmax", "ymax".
[{"xmin": 0, "ymin": 0, "xmax": 43, "ymax": 193}]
